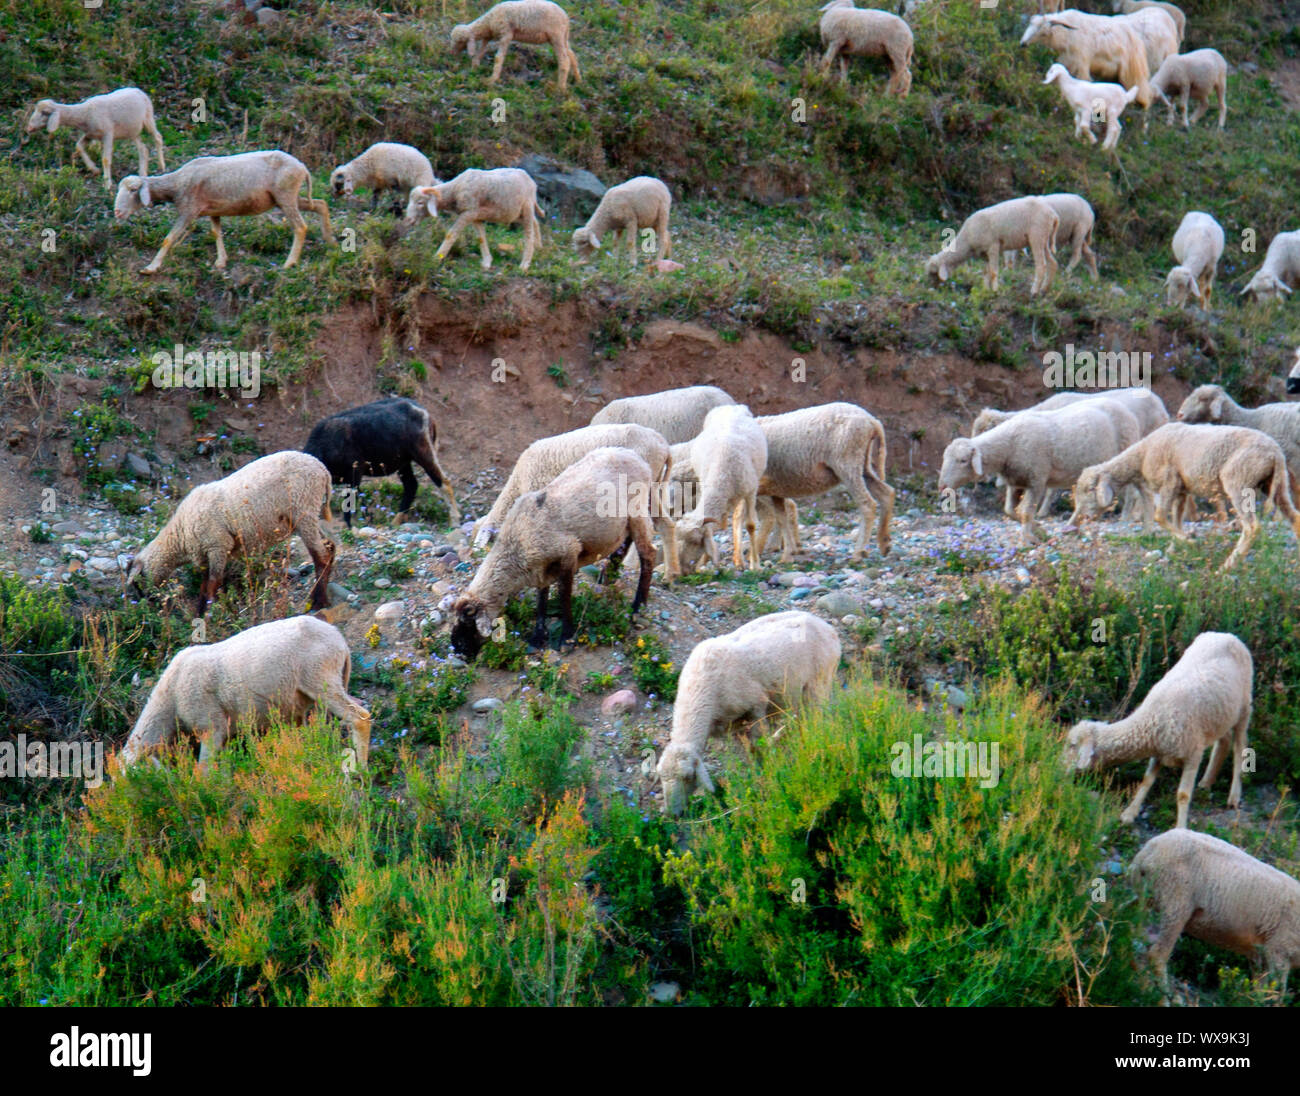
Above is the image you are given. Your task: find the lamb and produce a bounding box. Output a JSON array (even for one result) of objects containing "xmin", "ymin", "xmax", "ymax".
[
  {"xmin": 114, "ymin": 150, "xmax": 334, "ymax": 274},
  {"xmin": 571, "ymin": 176, "xmax": 672, "ymax": 267},
  {"xmin": 125, "ymin": 451, "xmax": 336, "ymax": 616},
  {"xmin": 118, "ymin": 615, "xmax": 371, "ymax": 771},
  {"xmin": 673, "ymin": 405, "xmax": 768, "ymax": 574},
  {"xmin": 1043, "ymin": 63, "xmax": 1140, "ymax": 151},
  {"xmin": 472, "ymin": 422, "xmax": 680, "ymax": 578},
  {"xmin": 25, "ymin": 87, "xmax": 165, "ymax": 189},
  {"xmin": 938, "ymin": 402, "xmax": 1135, "ymax": 544},
  {"xmin": 1110, "ymin": 0, "xmax": 1185, "ymax": 45},
  {"xmin": 449, "ymin": 447, "xmax": 655, "ymax": 660},
  {"xmin": 1131, "ymin": 829, "xmax": 1300, "ymax": 997},
  {"xmin": 1176, "ymin": 383, "xmax": 1300, "ymax": 497},
  {"xmin": 754, "ymin": 402, "xmax": 895, "ymax": 561},
  {"xmin": 1063, "ymin": 632, "xmax": 1251, "ymax": 829},
  {"xmin": 1005, "ymin": 192, "xmax": 1100, "ymax": 280},
  {"xmin": 1070, "ymin": 423, "xmax": 1300, "ymax": 569},
  {"xmin": 330, "ymin": 142, "xmax": 436, "ymax": 212},
  {"xmin": 925, "ymin": 197, "xmax": 1060, "ymax": 296},
  {"xmin": 1240, "ymin": 230, "xmax": 1300, "ymax": 302},
  {"xmin": 590, "ymin": 385, "xmax": 735, "ymax": 444},
  {"xmin": 1165, "ymin": 211, "xmax": 1225, "ymax": 309},
  {"xmin": 303, "ymin": 397, "xmax": 460, "ymax": 529},
  {"xmin": 656, "ymin": 611, "xmax": 841, "ymax": 815},
  {"xmin": 1151, "ymin": 49, "xmax": 1228, "ymax": 130},
  {"xmin": 402, "ymin": 168, "xmax": 543, "ymax": 272},
  {"xmin": 818, "ymin": 1, "xmax": 914, "ymax": 97},
  {"xmin": 450, "ymin": 0, "xmax": 581, "ymax": 91},
  {"xmin": 1021, "ymin": 11, "xmax": 1154, "ymax": 110}
]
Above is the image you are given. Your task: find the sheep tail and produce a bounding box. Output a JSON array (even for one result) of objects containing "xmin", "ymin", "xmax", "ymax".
[
  {"xmin": 1266, "ymin": 452, "xmax": 1300, "ymax": 532},
  {"xmin": 868, "ymin": 422, "xmax": 887, "ymax": 481}
]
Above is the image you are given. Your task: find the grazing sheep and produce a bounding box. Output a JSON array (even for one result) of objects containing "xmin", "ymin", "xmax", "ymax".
[
  {"xmin": 1166, "ymin": 211, "xmax": 1225, "ymax": 309},
  {"xmin": 927, "ymin": 197, "xmax": 1060, "ymax": 296},
  {"xmin": 1240, "ymin": 230, "xmax": 1300, "ymax": 303},
  {"xmin": 1110, "ymin": 0, "xmax": 1185, "ymax": 44},
  {"xmin": 657, "ymin": 611, "xmax": 841, "ymax": 815},
  {"xmin": 1071, "ymin": 423, "xmax": 1300, "ymax": 569},
  {"xmin": 1043, "ymin": 63, "xmax": 1140, "ymax": 151},
  {"xmin": 1151, "ymin": 49, "xmax": 1228, "ymax": 130},
  {"xmin": 818, "ymin": 1, "xmax": 914, "ymax": 96},
  {"xmin": 114, "ymin": 150, "xmax": 334, "ymax": 274},
  {"xmin": 590, "ymin": 385, "xmax": 735, "ymax": 444},
  {"xmin": 1131, "ymin": 829, "xmax": 1300, "ymax": 996},
  {"xmin": 1176, "ymin": 383, "xmax": 1300, "ymax": 498},
  {"xmin": 330, "ymin": 142, "xmax": 436, "ymax": 211},
  {"xmin": 449, "ymin": 447, "xmax": 655, "ymax": 660},
  {"xmin": 572, "ymin": 176, "xmax": 672, "ymax": 266},
  {"xmin": 303, "ymin": 397, "xmax": 460, "ymax": 529},
  {"xmin": 755, "ymin": 402, "xmax": 894, "ymax": 560},
  {"xmin": 403, "ymin": 167, "xmax": 543, "ymax": 272},
  {"xmin": 119, "ymin": 615, "xmax": 370, "ymax": 771},
  {"xmin": 25, "ymin": 87, "xmax": 165, "ymax": 189},
  {"xmin": 1064, "ymin": 632, "xmax": 1251, "ymax": 829},
  {"xmin": 126, "ymin": 451, "xmax": 336, "ymax": 616},
  {"xmin": 451, "ymin": 0, "xmax": 581, "ymax": 91},
  {"xmin": 1005, "ymin": 192, "xmax": 1100, "ymax": 280},
  {"xmin": 1021, "ymin": 11, "xmax": 1154, "ymax": 110},
  {"xmin": 939, "ymin": 402, "xmax": 1135, "ymax": 544},
  {"xmin": 673, "ymin": 405, "xmax": 768, "ymax": 573}
]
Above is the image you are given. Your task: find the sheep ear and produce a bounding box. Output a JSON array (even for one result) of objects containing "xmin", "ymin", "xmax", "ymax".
[
  {"xmin": 475, "ymin": 612, "xmax": 494, "ymax": 638},
  {"xmin": 46, "ymin": 110, "xmax": 60, "ymax": 133},
  {"xmin": 693, "ymin": 752, "xmax": 715, "ymax": 793},
  {"xmin": 588, "ymin": 233, "xmax": 601, "ymax": 249},
  {"xmin": 1279, "ymin": 282, "xmax": 1293, "ymax": 296},
  {"xmin": 1097, "ymin": 478, "xmax": 1114, "ymax": 509},
  {"xmin": 139, "ymin": 180, "xmax": 153, "ymax": 207},
  {"xmin": 1075, "ymin": 738, "xmax": 1094, "ymax": 769},
  {"xmin": 1210, "ymin": 395, "xmax": 1224, "ymax": 420},
  {"xmin": 706, "ymin": 531, "xmax": 720, "ymax": 568},
  {"xmin": 937, "ymin": 262, "xmax": 949, "ymax": 282},
  {"xmin": 970, "ymin": 449, "xmax": 983, "ymax": 476}
]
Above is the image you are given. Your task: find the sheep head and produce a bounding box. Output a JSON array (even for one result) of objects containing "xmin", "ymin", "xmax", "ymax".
[
  {"xmin": 1069, "ymin": 466, "xmax": 1112, "ymax": 523},
  {"xmin": 330, "ymin": 166, "xmax": 353, "ymax": 197},
  {"xmin": 1177, "ymin": 384, "xmax": 1227, "ymax": 423},
  {"xmin": 970, "ymin": 409, "xmax": 1006, "ymax": 437},
  {"xmin": 571, "ymin": 226, "xmax": 601, "ymax": 257},
  {"xmin": 26, "ymin": 99, "xmax": 59, "ymax": 134},
  {"xmin": 114, "ymin": 175, "xmax": 153, "ymax": 221},
  {"xmin": 937, "ymin": 438, "xmax": 983, "ymax": 490},
  {"xmin": 449, "ymin": 595, "xmax": 495, "ymax": 661},
  {"xmin": 450, "ymin": 23, "xmax": 477, "ymax": 54},
  {"xmin": 1165, "ymin": 266, "xmax": 1199, "ymax": 308},
  {"xmin": 1042, "ymin": 63, "xmax": 1067, "ymax": 87},
  {"xmin": 402, "ymin": 185, "xmax": 440, "ymax": 225},
  {"xmin": 1062, "ymin": 721, "xmax": 1103, "ymax": 771},
  {"xmin": 674, "ymin": 515, "xmax": 720, "ymax": 574},
  {"xmin": 1241, "ymin": 272, "xmax": 1293, "ymax": 303},
  {"xmin": 657, "ymin": 743, "xmax": 715, "ymax": 816},
  {"xmin": 925, "ymin": 251, "xmax": 953, "ymax": 284}
]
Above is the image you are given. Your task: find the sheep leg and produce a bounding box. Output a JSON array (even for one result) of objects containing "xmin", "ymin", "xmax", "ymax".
[
  {"xmin": 147, "ymin": 118, "xmax": 166, "ymax": 171},
  {"xmin": 1082, "ymin": 235, "xmax": 1099, "ymax": 281},
  {"xmin": 1227, "ymin": 706, "xmax": 1249, "ymax": 809},
  {"xmin": 864, "ymin": 468, "xmax": 895, "ymax": 557},
  {"xmin": 552, "ymin": 38, "xmax": 569, "ymax": 92},
  {"xmin": 627, "ymin": 224, "xmax": 639, "ymax": 267},
  {"xmin": 557, "ymin": 570, "xmax": 577, "ymax": 647},
  {"xmin": 99, "ymin": 134, "xmax": 114, "ymax": 188},
  {"xmin": 1200, "ymin": 739, "xmax": 1228, "ymax": 790},
  {"xmin": 490, "ymin": 35, "xmax": 513, "ymax": 83},
  {"xmin": 327, "ymin": 688, "xmax": 371, "ymax": 768},
  {"xmin": 1016, "ymin": 485, "xmax": 1047, "ymax": 545},
  {"xmin": 209, "ymin": 217, "xmax": 228, "ymax": 270},
  {"xmin": 132, "ymin": 136, "xmax": 150, "ymax": 179},
  {"xmin": 741, "ymin": 496, "xmax": 759, "ymax": 570},
  {"xmin": 656, "ymin": 212, "xmax": 671, "ymax": 261},
  {"xmin": 1147, "ymin": 899, "xmax": 1193, "ymax": 996},
  {"xmin": 1189, "ymin": 98, "xmax": 1208, "ymax": 126},
  {"xmin": 435, "ymin": 213, "xmax": 476, "ymax": 262},
  {"xmin": 532, "ymin": 584, "xmax": 551, "ymax": 648},
  {"xmin": 984, "ymin": 245, "xmax": 1000, "ymax": 291},
  {"xmin": 342, "ymin": 467, "xmax": 364, "ymax": 529},
  {"xmin": 1222, "ymin": 500, "xmax": 1260, "ymax": 571},
  {"xmin": 281, "ymin": 202, "xmax": 310, "ymax": 268},
  {"xmin": 298, "ymin": 197, "xmax": 335, "ymax": 245},
  {"xmin": 1179, "ymin": 90, "xmax": 1191, "ymax": 129},
  {"xmin": 73, "ymin": 134, "xmax": 98, "ymax": 174},
  {"xmin": 1120, "ymin": 757, "xmax": 1161, "ymax": 824},
  {"xmin": 474, "ymin": 223, "xmax": 493, "ymax": 269},
  {"xmin": 196, "ymin": 718, "xmax": 230, "ymax": 773},
  {"xmin": 631, "ymin": 515, "xmax": 655, "ymax": 614},
  {"xmin": 519, "ymin": 212, "xmax": 537, "ymax": 272},
  {"xmin": 1173, "ymin": 755, "xmax": 1200, "ymax": 829},
  {"xmin": 567, "ymin": 44, "xmax": 582, "ymax": 85},
  {"xmin": 297, "ymin": 523, "xmax": 336, "ymax": 610},
  {"xmin": 197, "ymin": 548, "xmax": 228, "ymax": 617},
  {"xmin": 819, "ymin": 41, "xmax": 842, "ymax": 77},
  {"xmin": 410, "ymin": 443, "xmax": 460, "ymax": 525},
  {"xmin": 777, "ymin": 496, "xmax": 800, "ymax": 561},
  {"xmin": 1217, "ymin": 83, "xmax": 1227, "ymax": 129}
]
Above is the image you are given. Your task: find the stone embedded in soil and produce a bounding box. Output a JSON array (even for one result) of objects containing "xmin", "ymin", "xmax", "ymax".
[
  {"xmin": 472, "ymin": 697, "xmax": 505, "ymax": 714},
  {"xmin": 601, "ymin": 689, "xmax": 637, "ymax": 717},
  {"xmin": 648, "ymin": 981, "xmax": 680, "ymax": 1003},
  {"xmin": 816, "ymin": 591, "xmax": 861, "ymax": 617},
  {"xmin": 374, "ymin": 601, "xmax": 405, "ymax": 623},
  {"xmin": 86, "ymin": 556, "xmax": 118, "ymax": 572},
  {"xmin": 373, "ymin": 577, "xmax": 392, "ymax": 588}
]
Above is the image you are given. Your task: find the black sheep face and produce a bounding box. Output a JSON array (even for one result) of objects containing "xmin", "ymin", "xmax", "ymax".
[{"xmin": 450, "ymin": 599, "xmax": 493, "ymax": 661}]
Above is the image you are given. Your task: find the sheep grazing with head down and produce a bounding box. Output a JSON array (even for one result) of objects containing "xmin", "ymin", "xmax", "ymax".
[
  {"xmin": 657, "ymin": 611, "xmax": 841, "ymax": 815},
  {"xmin": 1240, "ymin": 230, "xmax": 1300, "ymax": 303},
  {"xmin": 926, "ymin": 197, "xmax": 1060, "ymax": 296},
  {"xmin": 572, "ymin": 176, "xmax": 672, "ymax": 267},
  {"xmin": 25, "ymin": 87, "xmax": 166, "ymax": 189},
  {"xmin": 118, "ymin": 615, "xmax": 371, "ymax": 772},
  {"xmin": 451, "ymin": 0, "xmax": 581, "ymax": 91},
  {"xmin": 1165, "ymin": 211, "xmax": 1225, "ymax": 309},
  {"xmin": 403, "ymin": 167, "xmax": 543, "ymax": 271},
  {"xmin": 818, "ymin": 1, "xmax": 914, "ymax": 96},
  {"xmin": 1151, "ymin": 49, "xmax": 1228, "ymax": 130},
  {"xmin": 330, "ymin": 142, "xmax": 436, "ymax": 212}
]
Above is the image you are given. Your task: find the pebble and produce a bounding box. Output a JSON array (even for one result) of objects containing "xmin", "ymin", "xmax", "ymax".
[
  {"xmin": 373, "ymin": 577, "xmax": 392, "ymax": 589},
  {"xmin": 789, "ymin": 587, "xmax": 813, "ymax": 601},
  {"xmin": 327, "ymin": 582, "xmax": 357, "ymax": 602},
  {"xmin": 126, "ymin": 453, "xmax": 151, "ymax": 478},
  {"xmin": 374, "ymin": 601, "xmax": 405, "ymax": 623},
  {"xmin": 601, "ymin": 689, "xmax": 637, "ymax": 717},
  {"xmin": 816, "ymin": 591, "xmax": 861, "ymax": 617},
  {"xmin": 86, "ymin": 556, "xmax": 118, "ymax": 572},
  {"xmin": 472, "ymin": 697, "xmax": 505, "ymax": 714},
  {"xmin": 648, "ymin": 981, "xmax": 680, "ymax": 1004},
  {"xmin": 1105, "ymin": 859, "xmax": 1124, "ymax": 875}
]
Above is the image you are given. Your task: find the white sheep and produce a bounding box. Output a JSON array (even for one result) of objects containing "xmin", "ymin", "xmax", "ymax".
[
  {"xmin": 926, "ymin": 197, "xmax": 1060, "ymax": 296},
  {"xmin": 402, "ymin": 167, "xmax": 543, "ymax": 272},
  {"xmin": 330, "ymin": 142, "xmax": 436, "ymax": 210},
  {"xmin": 114, "ymin": 150, "xmax": 334, "ymax": 274},
  {"xmin": 1151, "ymin": 49, "xmax": 1228, "ymax": 130},
  {"xmin": 25, "ymin": 87, "xmax": 165, "ymax": 189},
  {"xmin": 818, "ymin": 1, "xmax": 914, "ymax": 97},
  {"xmin": 126, "ymin": 451, "xmax": 336, "ymax": 616},
  {"xmin": 673, "ymin": 405, "xmax": 768, "ymax": 573},
  {"xmin": 1021, "ymin": 11, "xmax": 1154, "ymax": 110},
  {"xmin": 1165, "ymin": 211, "xmax": 1225, "ymax": 309},
  {"xmin": 656, "ymin": 611, "xmax": 841, "ymax": 815},
  {"xmin": 1131, "ymin": 829, "xmax": 1300, "ymax": 996},
  {"xmin": 1005, "ymin": 192, "xmax": 1100, "ymax": 279},
  {"xmin": 1177, "ymin": 383, "xmax": 1300, "ymax": 498},
  {"xmin": 755, "ymin": 402, "xmax": 894, "ymax": 560},
  {"xmin": 1240, "ymin": 230, "xmax": 1300, "ymax": 302},
  {"xmin": 1110, "ymin": 0, "xmax": 1185, "ymax": 44},
  {"xmin": 1064, "ymin": 632, "xmax": 1251, "ymax": 829},
  {"xmin": 449, "ymin": 447, "xmax": 655, "ymax": 659},
  {"xmin": 1071, "ymin": 423, "xmax": 1300, "ymax": 569},
  {"xmin": 590, "ymin": 385, "xmax": 735, "ymax": 444},
  {"xmin": 1117, "ymin": 6, "xmax": 1180, "ymax": 86},
  {"xmin": 451, "ymin": 0, "xmax": 581, "ymax": 91},
  {"xmin": 572, "ymin": 176, "xmax": 672, "ymax": 266},
  {"xmin": 119, "ymin": 615, "xmax": 370, "ymax": 772},
  {"xmin": 1043, "ymin": 63, "xmax": 1140, "ymax": 151}
]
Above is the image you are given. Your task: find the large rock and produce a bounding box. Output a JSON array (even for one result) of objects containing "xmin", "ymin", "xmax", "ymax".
[{"xmin": 515, "ymin": 154, "xmax": 606, "ymax": 224}]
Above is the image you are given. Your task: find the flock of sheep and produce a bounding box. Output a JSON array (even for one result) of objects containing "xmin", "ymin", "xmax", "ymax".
[{"xmin": 23, "ymin": 0, "xmax": 1300, "ymax": 1000}]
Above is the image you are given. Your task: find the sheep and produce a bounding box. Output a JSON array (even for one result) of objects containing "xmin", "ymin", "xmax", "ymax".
[
  {"xmin": 1070, "ymin": 423, "xmax": 1300, "ymax": 569},
  {"xmin": 1131, "ymin": 829, "xmax": 1300, "ymax": 997},
  {"xmin": 1004, "ymin": 192, "xmax": 1100, "ymax": 280},
  {"xmin": 1116, "ymin": 6, "xmax": 1180, "ymax": 83},
  {"xmin": 118, "ymin": 615, "xmax": 371, "ymax": 772},
  {"xmin": 939, "ymin": 402, "xmax": 1135, "ymax": 544},
  {"xmin": 818, "ymin": 1, "xmax": 914, "ymax": 97},
  {"xmin": 1063, "ymin": 632, "xmax": 1251, "ymax": 829},
  {"xmin": 125, "ymin": 451, "xmax": 336, "ymax": 616},
  {"xmin": 303, "ymin": 397, "xmax": 460, "ymax": 529},
  {"xmin": 673, "ymin": 405, "xmax": 768, "ymax": 574},
  {"xmin": 1021, "ymin": 11, "xmax": 1154, "ymax": 110},
  {"xmin": 449, "ymin": 447, "xmax": 655, "ymax": 660},
  {"xmin": 1110, "ymin": 0, "xmax": 1185, "ymax": 45},
  {"xmin": 656, "ymin": 611, "xmax": 841, "ymax": 815},
  {"xmin": 590, "ymin": 385, "xmax": 735, "ymax": 444},
  {"xmin": 926, "ymin": 197, "xmax": 1060, "ymax": 296},
  {"xmin": 571, "ymin": 176, "xmax": 672, "ymax": 267},
  {"xmin": 114, "ymin": 150, "xmax": 334, "ymax": 275},
  {"xmin": 402, "ymin": 168, "xmax": 543, "ymax": 272},
  {"xmin": 1151, "ymin": 49, "xmax": 1228, "ymax": 130},
  {"xmin": 754, "ymin": 402, "xmax": 894, "ymax": 561},
  {"xmin": 330, "ymin": 142, "xmax": 436, "ymax": 212},
  {"xmin": 472, "ymin": 422, "xmax": 680, "ymax": 578},
  {"xmin": 1176, "ymin": 383, "xmax": 1300, "ymax": 498},
  {"xmin": 24, "ymin": 87, "xmax": 165, "ymax": 189},
  {"xmin": 450, "ymin": 0, "xmax": 581, "ymax": 92},
  {"xmin": 1165, "ymin": 211, "xmax": 1225, "ymax": 309},
  {"xmin": 1043, "ymin": 63, "xmax": 1140, "ymax": 151},
  {"xmin": 1240, "ymin": 230, "xmax": 1300, "ymax": 303}
]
